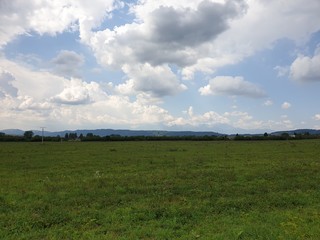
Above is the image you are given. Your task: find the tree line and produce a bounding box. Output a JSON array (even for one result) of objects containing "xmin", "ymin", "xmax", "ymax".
[{"xmin": 0, "ymin": 131, "xmax": 319, "ymax": 142}]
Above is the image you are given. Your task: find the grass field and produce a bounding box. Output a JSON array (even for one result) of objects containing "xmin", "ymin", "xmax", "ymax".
[{"xmin": 1, "ymin": 140, "xmax": 320, "ymax": 239}]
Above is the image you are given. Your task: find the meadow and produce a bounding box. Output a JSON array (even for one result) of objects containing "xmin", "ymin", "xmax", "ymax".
[{"xmin": 1, "ymin": 140, "xmax": 320, "ymax": 239}]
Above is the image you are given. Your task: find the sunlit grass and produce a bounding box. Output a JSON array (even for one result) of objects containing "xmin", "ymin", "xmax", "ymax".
[{"xmin": 1, "ymin": 140, "xmax": 320, "ymax": 239}]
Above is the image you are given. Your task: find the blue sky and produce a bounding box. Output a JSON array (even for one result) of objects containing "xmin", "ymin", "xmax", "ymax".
[{"xmin": 0, "ymin": 0, "xmax": 320, "ymax": 133}]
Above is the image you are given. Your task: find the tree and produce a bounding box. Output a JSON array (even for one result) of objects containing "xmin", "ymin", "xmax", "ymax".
[
  {"xmin": 86, "ymin": 133, "xmax": 94, "ymax": 138},
  {"xmin": 281, "ymin": 132, "xmax": 289, "ymax": 140},
  {"xmin": 24, "ymin": 131, "xmax": 34, "ymax": 140},
  {"xmin": 69, "ymin": 133, "xmax": 77, "ymax": 140}
]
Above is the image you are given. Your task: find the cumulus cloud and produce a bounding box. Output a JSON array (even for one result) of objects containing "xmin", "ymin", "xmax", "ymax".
[
  {"xmin": 2, "ymin": 0, "xmax": 320, "ymax": 100},
  {"xmin": 0, "ymin": 64, "xmax": 177, "ymax": 130},
  {"xmin": 179, "ymin": 0, "xmax": 320, "ymax": 79},
  {"xmin": 281, "ymin": 102, "xmax": 291, "ymax": 109},
  {"xmin": 168, "ymin": 108, "xmax": 295, "ymax": 132},
  {"xmin": 0, "ymin": 69, "xmax": 18, "ymax": 97},
  {"xmin": 1, "ymin": 0, "xmax": 320, "ymax": 131},
  {"xmin": 0, "ymin": 57, "xmax": 178, "ymax": 130},
  {"xmin": 147, "ymin": 0, "xmax": 246, "ymax": 48},
  {"xmin": 17, "ymin": 96, "xmax": 52, "ymax": 111},
  {"xmin": 223, "ymin": 111, "xmax": 296, "ymax": 131},
  {"xmin": 117, "ymin": 63, "xmax": 187, "ymax": 97},
  {"xmin": 199, "ymin": 76, "xmax": 266, "ymax": 98},
  {"xmin": 83, "ymin": 0, "xmax": 248, "ymax": 96},
  {"xmin": 290, "ymin": 47, "xmax": 320, "ymax": 82},
  {"xmin": 314, "ymin": 114, "xmax": 320, "ymax": 121},
  {"xmin": 45, "ymin": 93, "xmax": 177, "ymax": 130},
  {"xmin": 51, "ymin": 50, "xmax": 85, "ymax": 78},
  {"xmin": 0, "ymin": 58, "xmax": 65, "ymax": 100},
  {"xmin": 52, "ymin": 78, "xmax": 106, "ymax": 105},
  {"xmin": 87, "ymin": 0, "xmax": 247, "ymax": 68},
  {"xmin": 170, "ymin": 106, "xmax": 230, "ymax": 128},
  {"xmin": 0, "ymin": 0, "xmax": 117, "ymax": 47}
]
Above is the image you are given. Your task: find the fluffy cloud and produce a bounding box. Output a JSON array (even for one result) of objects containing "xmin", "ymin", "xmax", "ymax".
[
  {"xmin": 82, "ymin": 0, "xmax": 320, "ymax": 90},
  {"xmin": 0, "ymin": 0, "xmax": 117, "ymax": 47},
  {"xmin": 0, "ymin": 69, "xmax": 18, "ymax": 97},
  {"xmin": 169, "ymin": 106, "xmax": 230, "ymax": 127},
  {"xmin": 167, "ymin": 108, "xmax": 296, "ymax": 132},
  {"xmin": 52, "ymin": 79, "xmax": 98, "ymax": 105},
  {"xmin": 47, "ymin": 94, "xmax": 175, "ymax": 130},
  {"xmin": 86, "ymin": 0, "xmax": 247, "ymax": 68},
  {"xmin": 2, "ymin": 0, "xmax": 320, "ymax": 98},
  {"xmin": 199, "ymin": 76, "xmax": 266, "ymax": 98},
  {"xmin": 1, "ymin": 0, "xmax": 320, "ymax": 132},
  {"xmin": 223, "ymin": 111, "xmax": 295, "ymax": 131},
  {"xmin": 281, "ymin": 102, "xmax": 291, "ymax": 110},
  {"xmin": 146, "ymin": 0, "xmax": 246, "ymax": 48},
  {"xmin": 0, "ymin": 57, "xmax": 301, "ymax": 132},
  {"xmin": 264, "ymin": 100, "xmax": 273, "ymax": 107},
  {"xmin": 290, "ymin": 47, "xmax": 320, "ymax": 82},
  {"xmin": 274, "ymin": 65, "xmax": 289, "ymax": 77},
  {"xmin": 17, "ymin": 96, "xmax": 52, "ymax": 111},
  {"xmin": 314, "ymin": 114, "xmax": 320, "ymax": 121},
  {"xmin": 0, "ymin": 58, "xmax": 177, "ymax": 130},
  {"xmin": 117, "ymin": 63, "xmax": 187, "ymax": 97},
  {"xmin": 181, "ymin": 0, "xmax": 320, "ymax": 78},
  {"xmin": 83, "ymin": 0, "xmax": 248, "ymax": 95},
  {"xmin": 51, "ymin": 50, "xmax": 84, "ymax": 78},
  {"xmin": 0, "ymin": 58, "xmax": 64, "ymax": 100}
]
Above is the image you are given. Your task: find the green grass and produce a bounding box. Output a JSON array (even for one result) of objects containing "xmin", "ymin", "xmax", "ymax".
[{"xmin": 1, "ymin": 140, "xmax": 320, "ymax": 239}]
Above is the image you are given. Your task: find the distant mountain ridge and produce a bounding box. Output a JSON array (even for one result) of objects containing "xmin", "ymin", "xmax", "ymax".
[
  {"xmin": 1, "ymin": 129, "xmax": 224, "ymax": 137},
  {"xmin": 270, "ymin": 129, "xmax": 320, "ymax": 136},
  {"xmin": 0, "ymin": 129, "xmax": 25, "ymax": 136},
  {"xmin": 1, "ymin": 128, "xmax": 320, "ymax": 137}
]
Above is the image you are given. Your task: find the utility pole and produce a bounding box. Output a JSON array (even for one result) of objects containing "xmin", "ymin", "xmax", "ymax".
[{"xmin": 40, "ymin": 127, "xmax": 46, "ymax": 144}]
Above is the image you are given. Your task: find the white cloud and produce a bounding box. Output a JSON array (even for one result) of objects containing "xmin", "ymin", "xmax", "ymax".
[
  {"xmin": 0, "ymin": 68, "xmax": 18, "ymax": 97},
  {"xmin": 314, "ymin": 114, "xmax": 320, "ymax": 121},
  {"xmin": 0, "ymin": 58, "xmax": 178, "ymax": 130},
  {"xmin": 2, "ymin": 0, "xmax": 320, "ymax": 100},
  {"xmin": 177, "ymin": 0, "xmax": 320, "ymax": 79},
  {"xmin": 281, "ymin": 102, "xmax": 291, "ymax": 110},
  {"xmin": 17, "ymin": 96, "xmax": 52, "ymax": 111},
  {"xmin": 118, "ymin": 63, "xmax": 187, "ymax": 97},
  {"xmin": 52, "ymin": 79, "xmax": 98, "ymax": 105},
  {"xmin": 290, "ymin": 47, "xmax": 320, "ymax": 82},
  {"xmin": 0, "ymin": 0, "xmax": 320, "ymax": 132},
  {"xmin": 0, "ymin": 0, "xmax": 117, "ymax": 47},
  {"xmin": 225, "ymin": 111, "xmax": 295, "ymax": 131},
  {"xmin": 144, "ymin": 0, "xmax": 247, "ymax": 49},
  {"xmin": 168, "ymin": 108, "xmax": 296, "ymax": 132},
  {"xmin": 47, "ymin": 93, "xmax": 178, "ymax": 130},
  {"xmin": 199, "ymin": 76, "xmax": 266, "ymax": 98},
  {"xmin": 274, "ymin": 65, "xmax": 289, "ymax": 77},
  {"xmin": 83, "ymin": 0, "xmax": 248, "ymax": 89},
  {"xmin": 0, "ymin": 58, "xmax": 65, "ymax": 100},
  {"xmin": 264, "ymin": 100, "xmax": 273, "ymax": 106},
  {"xmin": 168, "ymin": 108, "xmax": 230, "ymax": 128}
]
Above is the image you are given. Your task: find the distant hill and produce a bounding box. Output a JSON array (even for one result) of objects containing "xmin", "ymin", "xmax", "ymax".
[
  {"xmin": 1, "ymin": 129, "xmax": 224, "ymax": 137},
  {"xmin": 270, "ymin": 129, "xmax": 320, "ymax": 136},
  {"xmin": 1, "ymin": 128, "xmax": 319, "ymax": 137},
  {"xmin": 49, "ymin": 129, "xmax": 224, "ymax": 137},
  {"xmin": 0, "ymin": 129, "xmax": 25, "ymax": 136}
]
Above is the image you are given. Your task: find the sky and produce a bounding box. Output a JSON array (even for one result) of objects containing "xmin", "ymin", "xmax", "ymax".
[{"xmin": 0, "ymin": 0, "xmax": 320, "ymax": 134}]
